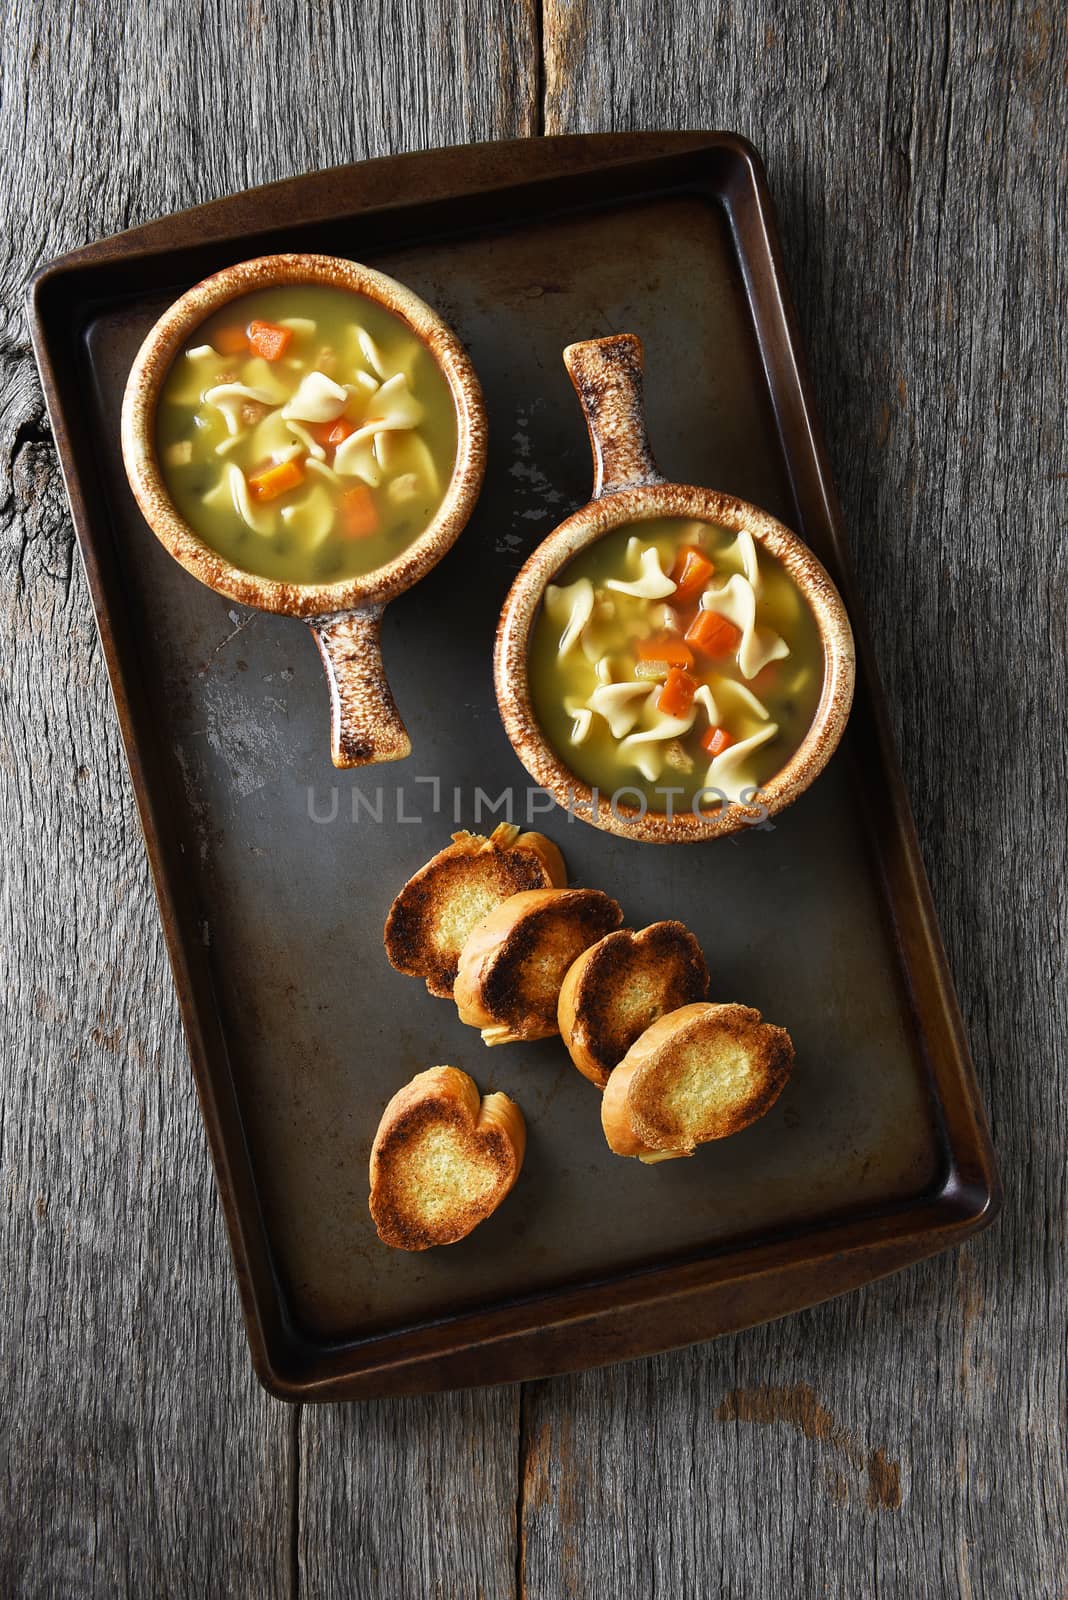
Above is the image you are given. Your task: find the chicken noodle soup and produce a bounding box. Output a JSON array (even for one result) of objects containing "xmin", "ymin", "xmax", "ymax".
[
  {"xmin": 529, "ymin": 517, "xmax": 824, "ymax": 809},
  {"xmin": 156, "ymin": 284, "xmax": 458, "ymax": 584}
]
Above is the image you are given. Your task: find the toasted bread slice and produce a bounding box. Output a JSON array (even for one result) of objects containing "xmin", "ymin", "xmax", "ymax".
[
  {"xmin": 558, "ymin": 921, "xmax": 710, "ymax": 1088},
  {"xmin": 455, "ymin": 888, "xmax": 624, "ymax": 1045},
  {"xmin": 384, "ymin": 824, "xmax": 567, "ymax": 998},
  {"xmin": 601, "ymin": 1002, "xmax": 794, "ymax": 1160},
  {"xmin": 369, "ymin": 1066, "xmax": 526, "ymax": 1249}
]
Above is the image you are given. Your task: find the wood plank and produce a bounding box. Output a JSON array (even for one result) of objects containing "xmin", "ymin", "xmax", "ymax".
[
  {"xmin": 0, "ymin": 5, "xmax": 295, "ymax": 1590},
  {"xmin": 300, "ymin": 1390, "xmax": 520, "ymax": 1599},
  {"xmin": 0, "ymin": 1, "xmax": 535, "ymax": 1594},
  {"xmin": 525, "ymin": 3, "xmax": 1068, "ymax": 1597}
]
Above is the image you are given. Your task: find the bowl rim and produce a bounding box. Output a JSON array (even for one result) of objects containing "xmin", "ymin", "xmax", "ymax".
[
  {"xmin": 494, "ymin": 485, "xmax": 856, "ymax": 844},
  {"xmin": 119, "ymin": 252, "xmax": 487, "ymax": 619}
]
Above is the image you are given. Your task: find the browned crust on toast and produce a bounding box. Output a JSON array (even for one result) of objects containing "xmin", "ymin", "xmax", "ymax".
[
  {"xmin": 601, "ymin": 1002, "xmax": 794, "ymax": 1160},
  {"xmin": 454, "ymin": 888, "xmax": 624, "ymax": 1044},
  {"xmin": 384, "ymin": 825, "xmax": 566, "ymax": 998},
  {"xmin": 368, "ymin": 1066, "xmax": 526, "ymax": 1250},
  {"xmin": 558, "ymin": 921, "xmax": 710, "ymax": 1088}
]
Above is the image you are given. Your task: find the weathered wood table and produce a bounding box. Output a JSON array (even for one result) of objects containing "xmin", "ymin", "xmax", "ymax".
[{"xmin": 2, "ymin": 4, "xmax": 1064, "ymax": 1595}]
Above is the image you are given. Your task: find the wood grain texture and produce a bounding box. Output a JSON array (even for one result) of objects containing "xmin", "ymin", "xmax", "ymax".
[
  {"xmin": 0, "ymin": 1, "xmax": 535, "ymax": 1595},
  {"xmin": 527, "ymin": 3, "xmax": 1068, "ymax": 1598},
  {"xmin": 299, "ymin": 1390, "xmax": 521, "ymax": 1599}
]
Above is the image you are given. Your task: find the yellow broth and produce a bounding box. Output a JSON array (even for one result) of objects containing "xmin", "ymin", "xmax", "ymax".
[
  {"xmin": 528, "ymin": 517, "xmax": 824, "ymax": 810},
  {"xmin": 156, "ymin": 284, "xmax": 458, "ymax": 584}
]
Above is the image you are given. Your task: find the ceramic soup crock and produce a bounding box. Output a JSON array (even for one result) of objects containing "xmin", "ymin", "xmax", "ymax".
[
  {"xmin": 121, "ymin": 253, "xmax": 486, "ymax": 767},
  {"xmin": 494, "ymin": 334, "xmax": 855, "ymax": 843}
]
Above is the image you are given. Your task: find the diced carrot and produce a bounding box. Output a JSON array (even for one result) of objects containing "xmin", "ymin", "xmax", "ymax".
[
  {"xmin": 636, "ymin": 633, "xmax": 694, "ymax": 669},
  {"xmin": 339, "ymin": 485, "xmax": 380, "ymax": 539},
  {"xmin": 657, "ymin": 668, "xmax": 697, "ymax": 718},
  {"xmin": 248, "ymin": 320, "xmax": 293, "ymax": 361},
  {"xmin": 247, "ymin": 457, "xmax": 305, "ymax": 502},
  {"xmin": 700, "ymin": 725, "xmax": 735, "ymax": 758},
  {"xmin": 308, "ymin": 416, "xmax": 353, "ymax": 447},
  {"xmin": 214, "ymin": 325, "xmax": 249, "ymax": 356},
  {"xmin": 685, "ymin": 609, "xmax": 742, "ymax": 658},
  {"xmin": 326, "ymin": 416, "xmax": 355, "ymax": 446},
  {"xmin": 670, "ymin": 544, "xmax": 715, "ymax": 604},
  {"xmin": 749, "ymin": 660, "xmax": 781, "ymax": 694}
]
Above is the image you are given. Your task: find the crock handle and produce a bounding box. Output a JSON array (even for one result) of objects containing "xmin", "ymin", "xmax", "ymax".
[
  {"xmin": 563, "ymin": 334, "xmax": 664, "ymax": 498},
  {"xmin": 309, "ymin": 605, "xmax": 411, "ymax": 768}
]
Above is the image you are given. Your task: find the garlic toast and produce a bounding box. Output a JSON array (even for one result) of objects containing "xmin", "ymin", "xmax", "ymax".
[
  {"xmin": 601, "ymin": 1002, "xmax": 793, "ymax": 1160},
  {"xmin": 455, "ymin": 887, "xmax": 623, "ymax": 1045},
  {"xmin": 369, "ymin": 1066, "xmax": 525, "ymax": 1249},
  {"xmin": 384, "ymin": 824, "xmax": 566, "ymax": 998},
  {"xmin": 558, "ymin": 921, "xmax": 709, "ymax": 1088}
]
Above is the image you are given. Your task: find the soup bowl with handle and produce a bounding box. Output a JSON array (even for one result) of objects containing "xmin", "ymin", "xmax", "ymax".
[
  {"xmin": 494, "ymin": 333, "xmax": 855, "ymax": 843},
  {"xmin": 121, "ymin": 252, "xmax": 486, "ymax": 767}
]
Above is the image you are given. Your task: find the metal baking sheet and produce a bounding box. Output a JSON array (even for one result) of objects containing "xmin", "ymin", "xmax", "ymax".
[{"xmin": 29, "ymin": 133, "xmax": 999, "ymax": 1398}]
